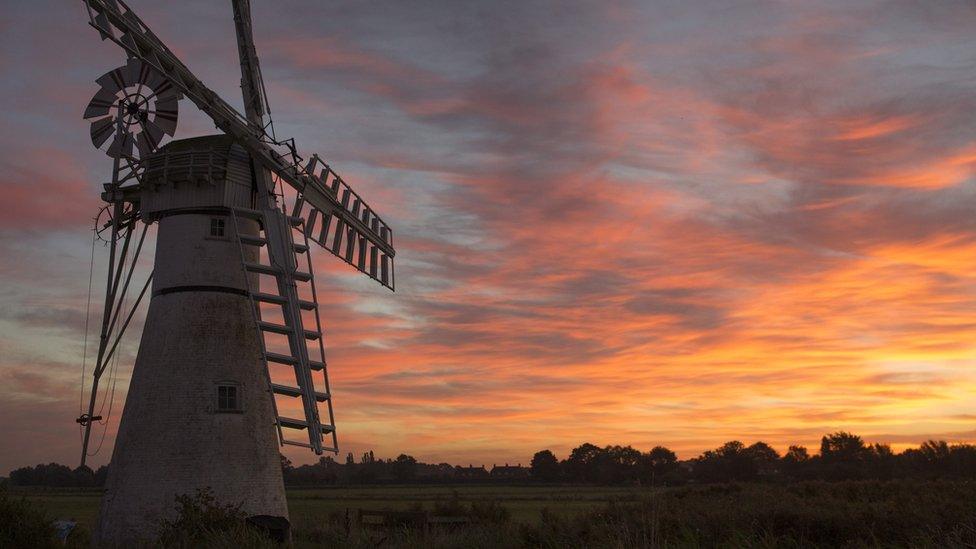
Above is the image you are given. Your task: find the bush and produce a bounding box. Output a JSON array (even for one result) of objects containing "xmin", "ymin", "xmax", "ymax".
[
  {"xmin": 0, "ymin": 487, "xmax": 56, "ymax": 549},
  {"xmin": 156, "ymin": 488, "xmax": 274, "ymax": 548}
]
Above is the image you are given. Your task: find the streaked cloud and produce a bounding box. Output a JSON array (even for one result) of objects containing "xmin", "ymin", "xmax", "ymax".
[{"xmin": 1, "ymin": 0, "xmax": 975, "ymax": 471}]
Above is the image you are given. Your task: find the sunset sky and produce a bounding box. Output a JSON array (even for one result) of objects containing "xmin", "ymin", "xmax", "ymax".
[{"xmin": 2, "ymin": 0, "xmax": 976, "ymax": 473}]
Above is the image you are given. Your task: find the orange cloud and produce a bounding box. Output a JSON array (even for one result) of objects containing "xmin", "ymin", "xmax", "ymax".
[{"xmin": 5, "ymin": 0, "xmax": 976, "ymax": 473}]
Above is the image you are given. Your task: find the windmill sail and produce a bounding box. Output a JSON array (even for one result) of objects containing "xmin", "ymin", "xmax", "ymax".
[
  {"xmin": 290, "ymin": 157, "xmax": 395, "ymax": 289},
  {"xmin": 81, "ymin": 0, "xmax": 395, "ymax": 288}
]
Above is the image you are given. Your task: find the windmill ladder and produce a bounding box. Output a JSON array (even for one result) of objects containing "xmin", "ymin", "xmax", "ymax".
[{"xmin": 231, "ymin": 206, "xmax": 337, "ymax": 454}]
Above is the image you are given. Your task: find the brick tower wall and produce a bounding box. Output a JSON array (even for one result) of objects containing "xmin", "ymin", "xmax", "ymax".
[{"xmin": 95, "ymin": 135, "xmax": 288, "ymax": 545}]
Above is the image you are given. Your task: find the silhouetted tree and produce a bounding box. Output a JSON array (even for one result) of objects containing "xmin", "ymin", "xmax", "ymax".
[
  {"xmin": 598, "ymin": 446, "xmax": 641, "ymax": 484},
  {"xmin": 640, "ymin": 446, "xmax": 678, "ymax": 484},
  {"xmin": 784, "ymin": 445, "xmax": 809, "ymax": 462},
  {"xmin": 820, "ymin": 432, "xmax": 867, "ymax": 462},
  {"xmin": 820, "ymin": 432, "xmax": 868, "ymax": 479},
  {"xmin": 948, "ymin": 444, "xmax": 976, "ymax": 478},
  {"xmin": 781, "ymin": 445, "xmax": 811, "ymax": 479},
  {"xmin": 745, "ymin": 442, "xmax": 779, "ymax": 477},
  {"xmin": 709, "ymin": 441, "xmax": 754, "ymax": 481},
  {"xmin": 94, "ymin": 465, "xmax": 109, "ymax": 486},
  {"xmin": 867, "ymin": 443, "xmax": 896, "ymax": 479},
  {"xmin": 530, "ymin": 450, "xmax": 560, "ymax": 482},
  {"xmin": 9, "ymin": 463, "xmax": 75, "ymax": 487},
  {"xmin": 392, "ymin": 454, "xmax": 417, "ymax": 482},
  {"xmin": 562, "ymin": 443, "xmax": 604, "ymax": 483},
  {"xmin": 286, "ymin": 456, "xmax": 339, "ymax": 485},
  {"xmin": 695, "ymin": 441, "xmax": 782, "ymax": 482},
  {"xmin": 8, "ymin": 462, "xmax": 102, "ymax": 487},
  {"xmin": 902, "ymin": 440, "xmax": 962, "ymax": 479},
  {"xmin": 918, "ymin": 440, "xmax": 951, "ymax": 474}
]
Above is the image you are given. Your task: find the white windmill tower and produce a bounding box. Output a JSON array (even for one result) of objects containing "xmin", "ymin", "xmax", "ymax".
[{"xmin": 74, "ymin": 0, "xmax": 396, "ymax": 543}]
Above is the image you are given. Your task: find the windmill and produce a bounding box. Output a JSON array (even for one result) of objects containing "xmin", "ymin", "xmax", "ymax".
[{"xmin": 75, "ymin": 0, "xmax": 395, "ymax": 543}]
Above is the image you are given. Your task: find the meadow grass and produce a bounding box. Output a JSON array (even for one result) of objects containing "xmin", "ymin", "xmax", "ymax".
[
  {"xmin": 22, "ymin": 484, "xmax": 643, "ymax": 529},
  {"xmin": 15, "ymin": 481, "xmax": 976, "ymax": 547},
  {"xmin": 18, "ymin": 488, "xmax": 102, "ymax": 529}
]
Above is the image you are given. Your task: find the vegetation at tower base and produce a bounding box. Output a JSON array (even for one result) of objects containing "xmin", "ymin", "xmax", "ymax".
[{"xmin": 155, "ymin": 488, "xmax": 272, "ymax": 547}]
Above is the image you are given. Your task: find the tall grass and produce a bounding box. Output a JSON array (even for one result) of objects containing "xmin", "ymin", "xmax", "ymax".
[
  {"xmin": 295, "ymin": 480, "xmax": 976, "ymax": 548},
  {"xmin": 11, "ymin": 480, "xmax": 976, "ymax": 547},
  {"xmin": 522, "ymin": 480, "xmax": 976, "ymax": 548}
]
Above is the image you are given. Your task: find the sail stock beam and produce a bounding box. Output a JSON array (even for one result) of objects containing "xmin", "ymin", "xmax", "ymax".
[{"xmin": 80, "ymin": 0, "xmax": 395, "ymax": 289}]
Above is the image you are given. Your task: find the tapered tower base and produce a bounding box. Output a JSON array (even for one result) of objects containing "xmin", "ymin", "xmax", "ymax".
[{"xmin": 95, "ymin": 136, "xmax": 288, "ymax": 545}]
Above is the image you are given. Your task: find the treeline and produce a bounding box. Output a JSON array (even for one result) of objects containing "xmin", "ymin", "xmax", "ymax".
[
  {"xmin": 283, "ymin": 451, "xmax": 434, "ymax": 485},
  {"xmin": 7, "ymin": 433, "xmax": 976, "ymax": 487},
  {"xmin": 530, "ymin": 433, "xmax": 976, "ymax": 485},
  {"xmin": 5, "ymin": 463, "xmax": 108, "ymax": 488},
  {"xmin": 281, "ymin": 433, "xmax": 976, "ymax": 486}
]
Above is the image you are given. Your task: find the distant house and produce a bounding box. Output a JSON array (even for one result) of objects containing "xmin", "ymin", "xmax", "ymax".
[
  {"xmin": 454, "ymin": 464, "xmax": 489, "ymax": 480},
  {"xmin": 490, "ymin": 463, "xmax": 530, "ymax": 480}
]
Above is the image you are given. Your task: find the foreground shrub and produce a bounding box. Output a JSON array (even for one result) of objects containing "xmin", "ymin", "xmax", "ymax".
[
  {"xmin": 0, "ymin": 487, "xmax": 56, "ymax": 548},
  {"xmin": 156, "ymin": 488, "xmax": 274, "ymax": 548}
]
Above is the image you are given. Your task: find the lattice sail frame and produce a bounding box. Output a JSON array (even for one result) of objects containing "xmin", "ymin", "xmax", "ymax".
[{"xmin": 289, "ymin": 155, "xmax": 394, "ymax": 289}]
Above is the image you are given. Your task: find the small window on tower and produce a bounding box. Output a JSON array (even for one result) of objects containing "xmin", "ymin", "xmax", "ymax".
[
  {"xmin": 210, "ymin": 218, "xmax": 226, "ymax": 238},
  {"xmin": 215, "ymin": 383, "xmax": 241, "ymax": 413}
]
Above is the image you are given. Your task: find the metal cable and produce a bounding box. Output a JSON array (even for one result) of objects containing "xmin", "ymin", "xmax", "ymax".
[
  {"xmin": 78, "ymin": 225, "xmax": 97, "ymax": 443},
  {"xmin": 90, "ymin": 269, "xmax": 129, "ymax": 456},
  {"xmin": 95, "ymin": 234, "xmax": 134, "ymax": 421}
]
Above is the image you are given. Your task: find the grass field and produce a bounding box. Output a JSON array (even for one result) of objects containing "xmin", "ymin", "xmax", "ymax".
[
  {"xmin": 17, "ymin": 484, "xmax": 643, "ymax": 530},
  {"xmin": 288, "ymin": 485, "xmax": 652, "ymax": 530},
  {"xmin": 12, "ymin": 481, "xmax": 976, "ymax": 547}
]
